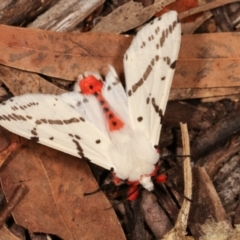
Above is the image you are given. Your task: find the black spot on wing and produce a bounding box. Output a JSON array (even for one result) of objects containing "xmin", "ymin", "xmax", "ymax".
[
  {"xmin": 80, "ymin": 117, "xmax": 85, "ymax": 122},
  {"xmin": 103, "ymin": 107, "xmax": 109, "ymax": 113},
  {"xmin": 75, "ymin": 135, "xmax": 81, "ymax": 140},
  {"xmin": 137, "ymin": 117, "xmax": 143, "ymax": 122},
  {"xmin": 31, "ymin": 128, "xmax": 38, "ymax": 136},
  {"xmin": 108, "ymin": 113, "xmax": 114, "ymax": 119},
  {"xmin": 170, "ymin": 60, "xmax": 177, "ymax": 69},
  {"xmin": 146, "ymin": 97, "xmax": 150, "ymax": 104}
]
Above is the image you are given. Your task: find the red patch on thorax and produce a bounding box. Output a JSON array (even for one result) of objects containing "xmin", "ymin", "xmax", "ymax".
[{"xmin": 80, "ymin": 75, "xmax": 124, "ymax": 132}]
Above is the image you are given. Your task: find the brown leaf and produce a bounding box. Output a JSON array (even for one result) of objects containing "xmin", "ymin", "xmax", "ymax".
[
  {"xmin": 91, "ymin": 0, "xmax": 174, "ymax": 34},
  {"xmin": 1, "ymin": 24, "xmax": 240, "ymax": 93},
  {"xmin": 0, "ymin": 132, "xmax": 125, "ymax": 240},
  {"xmin": 0, "ymin": 65, "xmax": 66, "ymax": 96},
  {"xmin": 0, "ymin": 24, "xmax": 131, "ymax": 80}
]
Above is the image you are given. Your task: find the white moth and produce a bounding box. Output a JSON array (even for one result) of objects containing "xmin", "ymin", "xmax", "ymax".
[{"xmin": 0, "ymin": 11, "xmax": 181, "ymax": 199}]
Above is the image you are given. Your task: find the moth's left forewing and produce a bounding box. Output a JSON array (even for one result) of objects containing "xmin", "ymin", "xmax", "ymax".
[
  {"xmin": 124, "ymin": 11, "xmax": 181, "ymax": 146},
  {"xmin": 0, "ymin": 94, "xmax": 115, "ymax": 171}
]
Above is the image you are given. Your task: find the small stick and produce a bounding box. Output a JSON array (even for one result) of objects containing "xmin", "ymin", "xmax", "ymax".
[
  {"xmin": 179, "ymin": 0, "xmax": 240, "ymax": 20},
  {"xmin": 0, "ymin": 184, "xmax": 28, "ymax": 228}
]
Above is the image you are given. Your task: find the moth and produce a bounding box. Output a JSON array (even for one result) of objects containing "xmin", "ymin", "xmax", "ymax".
[{"xmin": 0, "ymin": 11, "xmax": 181, "ymax": 200}]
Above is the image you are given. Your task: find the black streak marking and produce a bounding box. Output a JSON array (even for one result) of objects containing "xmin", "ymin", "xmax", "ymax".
[
  {"xmin": 151, "ymin": 59, "xmax": 155, "ymax": 66},
  {"xmin": 63, "ymin": 118, "xmax": 80, "ymax": 124},
  {"xmin": 132, "ymin": 78, "xmax": 144, "ymax": 93},
  {"xmin": 151, "ymin": 98, "xmax": 164, "ymax": 123},
  {"xmin": 80, "ymin": 117, "xmax": 85, "ymax": 122},
  {"xmin": 49, "ymin": 137, "xmax": 54, "ymax": 140},
  {"xmin": 2, "ymin": 115, "xmax": 10, "ymax": 121},
  {"xmin": 35, "ymin": 120, "xmax": 41, "ymax": 125},
  {"xmin": 72, "ymin": 139, "xmax": 84, "ymax": 158},
  {"xmin": 48, "ymin": 119, "xmax": 63, "ymax": 125},
  {"xmin": 143, "ymin": 65, "xmax": 152, "ymax": 80},
  {"xmin": 40, "ymin": 119, "xmax": 47, "ymax": 123},
  {"xmin": 75, "ymin": 135, "xmax": 81, "ymax": 140},
  {"xmin": 152, "ymin": 98, "xmax": 159, "ymax": 113},
  {"xmin": 146, "ymin": 97, "xmax": 150, "ymax": 104},
  {"xmin": 11, "ymin": 114, "xmax": 26, "ymax": 121},
  {"xmin": 69, "ymin": 133, "xmax": 73, "ymax": 137},
  {"xmin": 161, "ymin": 76, "xmax": 166, "ymax": 80},
  {"xmin": 160, "ymin": 30, "xmax": 166, "ymax": 47},
  {"xmin": 96, "ymin": 140, "xmax": 101, "ymax": 144}
]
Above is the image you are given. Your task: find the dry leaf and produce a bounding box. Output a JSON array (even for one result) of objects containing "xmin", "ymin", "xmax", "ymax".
[
  {"xmin": 91, "ymin": 0, "xmax": 175, "ymax": 33},
  {"xmin": 0, "ymin": 24, "xmax": 130, "ymax": 80},
  {"xmin": 1, "ymin": 24, "xmax": 240, "ymax": 91},
  {"xmin": 0, "ymin": 65, "xmax": 66, "ymax": 96},
  {"xmin": 0, "ymin": 131, "xmax": 125, "ymax": 240}
]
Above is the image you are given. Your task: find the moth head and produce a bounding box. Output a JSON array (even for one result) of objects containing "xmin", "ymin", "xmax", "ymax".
[{"xmin": 74, "ymin": 72, "xmax": 103, "ymax": 94}]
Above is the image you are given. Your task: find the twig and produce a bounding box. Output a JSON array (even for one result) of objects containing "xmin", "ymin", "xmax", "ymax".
[
  {"xmin": 179, "ymin": 0, "xmax": 240, "ymax": 20},
  {"xmin": 0, "ymin": 184, "xmax": 28, "ymax": 228}
]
